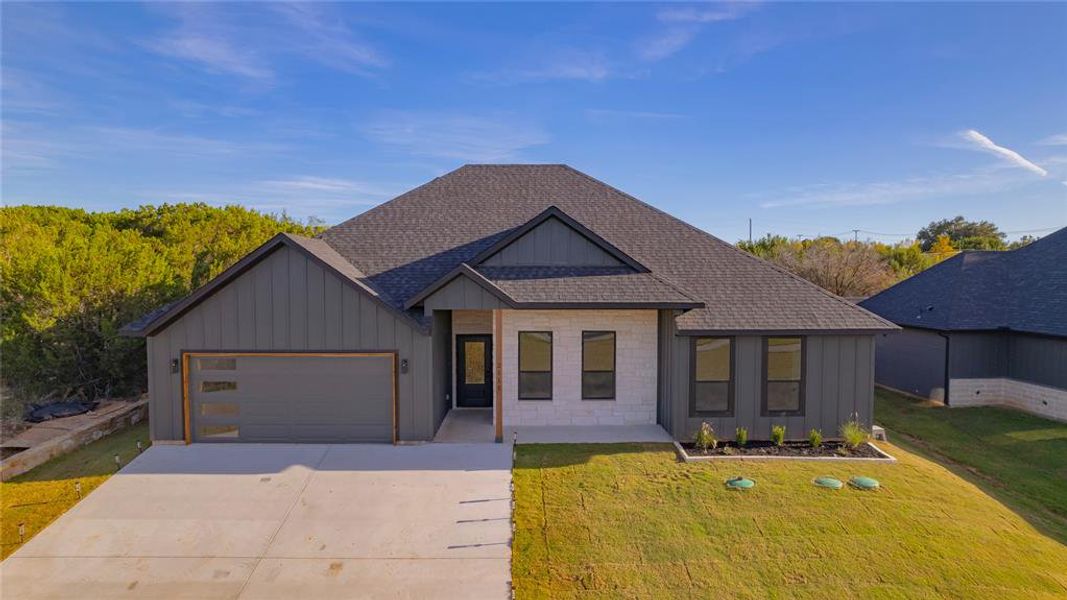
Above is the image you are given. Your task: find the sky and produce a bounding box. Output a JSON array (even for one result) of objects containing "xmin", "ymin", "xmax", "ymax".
[{"xmin": 2, "ymin": 1, "xmax": 1066, "ymax": 244}]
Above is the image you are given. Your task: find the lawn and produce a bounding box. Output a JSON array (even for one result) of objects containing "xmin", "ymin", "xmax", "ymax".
[
  {"xmin": 513, "ymin": 441, "xmax": 1067, "ymax": 599},
  {"xmin": 875, "ymin": 387, "xmax": 1067, "ymax": 543},
  {"xmin": 1, "ymin": 422, "xmax": 151, "ymax": 559}
]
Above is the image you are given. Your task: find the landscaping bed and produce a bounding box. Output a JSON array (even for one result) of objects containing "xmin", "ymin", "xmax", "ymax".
[{"xmin": 677, "ymin": 439, "xmax": 888, "ymax": 460}]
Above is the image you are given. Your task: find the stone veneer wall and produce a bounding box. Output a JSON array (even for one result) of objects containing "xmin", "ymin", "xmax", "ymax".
[
  {"xmin": 501, "ymin": 309, "xmax": 657, "ymax": 426},
  {"xmin": 949, "ymin": 378, "xmax": 1067, "ymax": 422}
]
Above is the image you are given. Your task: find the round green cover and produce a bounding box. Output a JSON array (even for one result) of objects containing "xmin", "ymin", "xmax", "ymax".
[
  {"xmin": 813, "ymin": 476, "xmax": 843, "ymax": 489},
  {"xmin": 725, "ymin": 477, "xmax": 755, "ymax": 490},
  {"xmin": 849, "ymin": 476, "xmax": 880, "ymax": 490}
]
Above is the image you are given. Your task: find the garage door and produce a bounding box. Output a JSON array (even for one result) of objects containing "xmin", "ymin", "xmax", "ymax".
[{"xmin": 185, "ymin": 352, "xmax": 395, "ymax": 443}]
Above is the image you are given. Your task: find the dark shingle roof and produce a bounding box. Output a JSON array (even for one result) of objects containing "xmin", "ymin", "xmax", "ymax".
[
  {"xmin": 475, "ymin": 266, "xmax": 701, "ymax": 306},
  {"xmin": 860, "ymin": 227, "xmax": 1067, "ymax": 337},
  {"xmin": 321, "ymin": 164, "xmax": 894, "ymax": 332}
]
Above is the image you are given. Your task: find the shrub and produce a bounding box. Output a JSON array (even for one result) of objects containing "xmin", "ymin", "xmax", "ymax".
[
  {"xmin": 770, "ymin": 424, "xmax": 786, "ymax": 446},
  {"xmin": 840, "ymin": 415, "xmax": 869, "ymax": 449},
  {"xmin": 735, "ymin": 427, "xmax": 748, "ymax": 447},
  {"xmin": 808, "ymin": 428, "xmax": 823, "ymax": 448},
  {"xmin": 694, "ymin": 421, "xmax": 717, "ymax": 453}
]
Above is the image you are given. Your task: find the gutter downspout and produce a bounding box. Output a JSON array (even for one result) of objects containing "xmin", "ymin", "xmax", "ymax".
[{"xmin": 937, "ymin": 331, "xmax": 951, "ymax": 405}]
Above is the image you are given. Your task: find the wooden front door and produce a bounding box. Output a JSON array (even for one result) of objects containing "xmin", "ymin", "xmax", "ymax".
[{"xmin": 456, "ymin": 335, "xmax": 493, "ymax": 408}]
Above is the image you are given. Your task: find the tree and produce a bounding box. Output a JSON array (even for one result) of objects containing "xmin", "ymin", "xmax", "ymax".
[
  {"xmin": 773, "ymin": 238, "xmax": 895, "ymax": 297},
  {"xmin": 916, "ymin": 216, "xmax": 1004, "ymax": 251},
  {"xmin": 874, "ymin": 241, "xmax": 936, "ymax": 279},
  {"xmin": 929, "ymin": 234, "xmax": 957, "ymax": 258}
]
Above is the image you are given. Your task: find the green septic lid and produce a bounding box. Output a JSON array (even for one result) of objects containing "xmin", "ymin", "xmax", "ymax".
[
  {"xmin": 813, "ymin": 476, "xmax": 843, "ymax": 489},
  {"xmin": 849, "ymin": 476, "xmax": 880, "ymax": 490},
  {"xmin": 725, "ymin": 477, "xmax": 755, "ymax": 490}
]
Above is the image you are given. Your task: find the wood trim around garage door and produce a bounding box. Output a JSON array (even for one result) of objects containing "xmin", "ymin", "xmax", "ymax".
[{"xmin": 180, "ymin": 350, "xmax": 399, "ymax": 445}]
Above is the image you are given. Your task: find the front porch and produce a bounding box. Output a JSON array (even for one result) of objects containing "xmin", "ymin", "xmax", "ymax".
[{"xmin": 433, "ymin": 408, "xmax": 672, "ymax": 444}]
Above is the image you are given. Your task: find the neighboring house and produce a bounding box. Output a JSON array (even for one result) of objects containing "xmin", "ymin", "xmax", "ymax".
[
  {"xmin": 123, "ymin": 164, "xmax": 895, "ymax": 444},
  {"xmin": 860, "ymin": 227, "xmax": 1067, "ymax": 422}
]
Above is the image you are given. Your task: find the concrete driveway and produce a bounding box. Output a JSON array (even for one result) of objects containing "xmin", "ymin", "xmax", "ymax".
[{"xmin": 0, "ymin": 443, "xmax": 512, "ymax": 599}]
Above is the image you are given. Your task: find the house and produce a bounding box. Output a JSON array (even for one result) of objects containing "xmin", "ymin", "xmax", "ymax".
[
  {"xmin": 860, "ymin": 227, "xmax": 1067, "ymax": 421},
  {"xmin": 122, "ymin": 164, "xmax": 896, "ymax": 444}
]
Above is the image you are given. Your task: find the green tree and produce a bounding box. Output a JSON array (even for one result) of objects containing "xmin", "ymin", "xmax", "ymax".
[{"xmin": 917, "ymin": 216, "xmax": 1005, "ymax": 251}]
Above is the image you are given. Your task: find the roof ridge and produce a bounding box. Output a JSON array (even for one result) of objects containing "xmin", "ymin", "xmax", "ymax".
[{"xmin": 561, "ymin": 165, "xmax": 896, "ymax": 328}]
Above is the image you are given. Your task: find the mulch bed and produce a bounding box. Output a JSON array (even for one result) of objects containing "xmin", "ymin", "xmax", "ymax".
[{"xmin": 680, "ymin": 440, "xmax": 884, "ymax": 459}]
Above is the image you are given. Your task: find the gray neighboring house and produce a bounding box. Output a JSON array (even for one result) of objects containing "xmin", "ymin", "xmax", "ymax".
[
  {"xmin": 123, "ymin": 164, "xmax": 895, "ymax": 444},
  {"xmin": 860, "ymin": 227, "xmax": 1067, "ymax": 422}
]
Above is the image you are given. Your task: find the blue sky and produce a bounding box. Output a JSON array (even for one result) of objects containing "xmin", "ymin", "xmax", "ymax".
[{"xmin": 3, "ymin": 2, "xmax": 1065, "ymax": 243}]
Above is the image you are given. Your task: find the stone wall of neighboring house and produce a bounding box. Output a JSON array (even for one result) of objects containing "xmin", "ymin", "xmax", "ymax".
[
  {"xmin": 949, "ymin": 378, "xmax": 1067, "ymax": 422},
  {"xmin": 500, "ymin": 309, "xmax": 658, "ymax": 426}
]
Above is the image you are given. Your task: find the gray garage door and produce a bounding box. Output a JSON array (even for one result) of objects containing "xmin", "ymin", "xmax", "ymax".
[{"xmin": 186, "ymin": 353, "xmax": 394, "ymax": 443}]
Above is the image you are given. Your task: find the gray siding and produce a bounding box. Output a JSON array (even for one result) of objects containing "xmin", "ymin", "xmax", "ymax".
[
  {"xmin": 667, "ymin": 329, "xmax": 875, "ymax": 441},
  {"xmin": 432, "ymin": 310, "xmax": 453, "ymax": 433},
  {"xmin": 422, "ymin": 276, "xmax": 508, "ymax": 312},
  {"xmin": 949, "ymin": 333, "xmax": 1007, "ymax": 378},
  {"xmin": 1007, "ymin": 334, "xmax": 1067, "ymax": 390},
  {"xmin": 874, "ymin": 327, "xmax": 947, "ymax": 399},
  {"xmin": 481, "ymin": 217, "xmax": 623, "ymax": 267},
  {"xmin": 147, "ymin": 245, "xmax": 435, "ymax": 442}
]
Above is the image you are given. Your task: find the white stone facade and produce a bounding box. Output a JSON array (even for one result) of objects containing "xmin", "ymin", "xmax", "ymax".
[
  {"xmin": 949, "ymin": 378, "xmax": 1067, "ymax": 422},
  {"xmin": 500, "ymin": 309, "xmax": 658, "ymax": 426}
]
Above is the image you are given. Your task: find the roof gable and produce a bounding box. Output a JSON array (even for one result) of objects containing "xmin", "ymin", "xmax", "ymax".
[
  {"xmin": 122, "ymin": 233, "xmax": 426, "ymax": 337},
  {"xmin": 470, "ymin": 206, "xmax": 646, "ymax": 271}
]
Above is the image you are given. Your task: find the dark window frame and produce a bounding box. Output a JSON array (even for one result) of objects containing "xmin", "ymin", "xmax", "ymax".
[
  {"xmin": 518, "ymin": 331, "xmax": 553, "ymax": 400},
  {"xmin": 689, "ymin": 336, "xmax": 735, "ymax": 417},
  {"xmin": 761, "ymin": 336, "xmax": 806, "ymax": 417},
  {"xmin": 581, "ymin": 330, "xmax": 616, "ymax": 400}
]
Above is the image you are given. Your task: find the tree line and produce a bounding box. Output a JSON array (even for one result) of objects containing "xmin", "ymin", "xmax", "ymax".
[
  {"xmin": 1, "ymin": 204, "xmax": 321, "ymax": 411},
  {"xmin": 736, "ymin": 216, "xmax": 1035, "ymax": 297}
]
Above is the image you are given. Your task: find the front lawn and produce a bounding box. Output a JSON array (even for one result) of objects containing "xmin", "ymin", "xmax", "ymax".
[
  {"xmin": 513, "ymin": 441, "xmax": 1067, "ymax": 598},
  {"xmin": 0, "ymin": 422, "xmax": 151, "ymax": 559},
  {"xmin": 875, "ymin": 387, "xmax": 1067, "ymax": 542}
]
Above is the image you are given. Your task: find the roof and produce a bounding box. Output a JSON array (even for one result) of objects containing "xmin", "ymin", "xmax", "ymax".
[
  {"xmin": 477, "ymin": 266, "xmax": 701, "ymax": 308},
  {"xmin": 320, "ymin": 164, "xmax": 894, "ymax": 333},
  {"xmin": 129, "ymin": 164, "xmax": 896, "ymax": 336},
  {"xmin": 860, "ymin": 227, "xmax": 1067, "ymax": 337}
]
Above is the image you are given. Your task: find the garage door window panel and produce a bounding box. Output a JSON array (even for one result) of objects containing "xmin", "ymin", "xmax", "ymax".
[{"xmin": 200, "ymin": 381, "xmax": 237, "ymax": 393}]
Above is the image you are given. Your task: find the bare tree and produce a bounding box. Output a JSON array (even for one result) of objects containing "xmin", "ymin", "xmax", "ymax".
[{"xmin": 773, "ymin": 238, "xmax": 895, "ymax": 297}]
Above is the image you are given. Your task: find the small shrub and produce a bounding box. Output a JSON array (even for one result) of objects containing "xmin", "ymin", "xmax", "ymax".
[
  {"xmin": 770, "ymin": 424, "xmax": 786, "ymax": 446},
  {"xmin": 694, "ymin": 421, "xmax": 717, "ymax": 453},
  {"xmin": 722, "ymin": 446, "xmax": 736, "ymax": 456},
  {"xmin": 840, "ymin": 415, "xmax": 869, "ymax": 449},
  {"xmin": 808, "ymin": 428, "xmax": 823, "ymax": 448},
  {"xmin": 735, "ymin": 427, "xmax": 748, "ymax": 447}
]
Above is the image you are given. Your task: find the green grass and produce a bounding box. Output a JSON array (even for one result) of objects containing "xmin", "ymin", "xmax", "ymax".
[
  {"xmin": 513, "ymin": 441, "xmax": 1067, "ymax": 599},
  {"xmin": 875, "ymin": 387, "xmax": 1067, "ymax": 542},
  {"xmin": 1, "ymin": 422, "xmax": 151, "ymax": 559}
]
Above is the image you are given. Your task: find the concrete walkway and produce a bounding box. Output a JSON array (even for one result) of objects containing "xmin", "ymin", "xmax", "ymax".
[
  {"xmin": 0, "ymin": 443, "xmax": 513, "ymax": 599},
  {"xmin": 510, "ymin": 424, "xmax": 673, "ymax": 444}
]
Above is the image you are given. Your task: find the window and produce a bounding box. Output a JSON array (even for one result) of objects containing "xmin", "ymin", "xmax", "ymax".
[
  {"xmin": 582, "ymin": 331, "xmax": 616, "ymax": 399},
  {"xmin": 199, "ymin": 424, "xmax": 239, "ymax": 439},
  {"xmin": 197, "ymin": 357, "xmax": 236, "ymax": 370},
  {"xmin": 518, "ymin": 331, "xmax": 552, "ymax": 399},
  {"xmin": 463, "ymin": 341, "xmax": 486, "ymax": 384},
  {"xmin": 763, "ymin": 337, "xmax": 804, "ymax": 415},
  {"xmin": 690, "ymin": 337, "xmax": 733, "ymax": 416},
  {"xmin": 200, "ymin": 381, "xmax": 237, "ymax": 393},
  {"xmin": 199, "ymin": 402, "xmax": 239, "ymax": 417}
]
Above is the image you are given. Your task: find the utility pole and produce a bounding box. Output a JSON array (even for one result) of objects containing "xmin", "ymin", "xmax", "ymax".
[
  {"xmin": 748, "ymin": 218, "xmax": 752, "ymax": 244},
  {"xmin": 852, "ymin": 229, "xmax": 860, "ymax": 242}
]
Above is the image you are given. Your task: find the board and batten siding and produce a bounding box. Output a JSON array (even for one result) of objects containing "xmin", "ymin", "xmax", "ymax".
[
  {"xmin": 146, "ymin": 245, "xmax": 435, "ymax": 443},
  {"xmin": 480, "ymin": 217, "xmax": 623, "ymax": 267},
  {"xmin": 663, "ymin": 317, "xmax": 875, "ymax": 441},
  {"xmin": 422, "ymin": 276, "xmax": 507, "ymax": 313}
]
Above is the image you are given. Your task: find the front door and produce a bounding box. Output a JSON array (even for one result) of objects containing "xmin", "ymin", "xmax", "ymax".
[{"xmin": 456, "ymin": 335, "xmax": 493, "ymax": 408}]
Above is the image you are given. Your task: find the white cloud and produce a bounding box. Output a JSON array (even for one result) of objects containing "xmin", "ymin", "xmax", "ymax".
[
  {"xmin": 637, "ymin": 2, "xmax": 759, "ymax": 62},
  {"xmin": 958, "ymin": 129, "xmax": 1048, "ymax": 177},
  {"xmin": 1037, "ymin": 133, "xmax": 1067, "ymax": 146},
  {"xmin": 585, "ymin": 108, "xmax": 686, "ymax": 121},
  {"xmin": 363, "ymin": 111, "xmax": 549, "ymax": 162},
  {"xmin": 271, "ymin": 3, "xmax": 387, "ymax": 72},
  {"xmin": 149, "ymin": 34, "xmax": 274, "ymax": 80},
  {"xmin": 473, "ymin": 50, "xmax": 612, "ymax": 83},
  {"xmin": 755, "ymin": 162, "xmax": 1062, "ymax": 209}
]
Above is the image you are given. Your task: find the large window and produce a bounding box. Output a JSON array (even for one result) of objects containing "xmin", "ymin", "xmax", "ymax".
[
  {"xmin": 690, "ymin": 337, "xmax": 733, "ymax": 416},
  {"xmin": 763, "ymin": 337, "xmax": 804, "ymax": 415},
  {"xmin": 519, "ymin": 331, "xmax": 552, "ymax": 399},
  {"xmin": 582, "ymin": 331, "xmax": 616, "ymax": 399}
]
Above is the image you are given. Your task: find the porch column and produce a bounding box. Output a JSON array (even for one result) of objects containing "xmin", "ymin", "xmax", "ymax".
[{"xmin": 494, "ymin": 308, "xmax": 504, "ymax": 442}]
